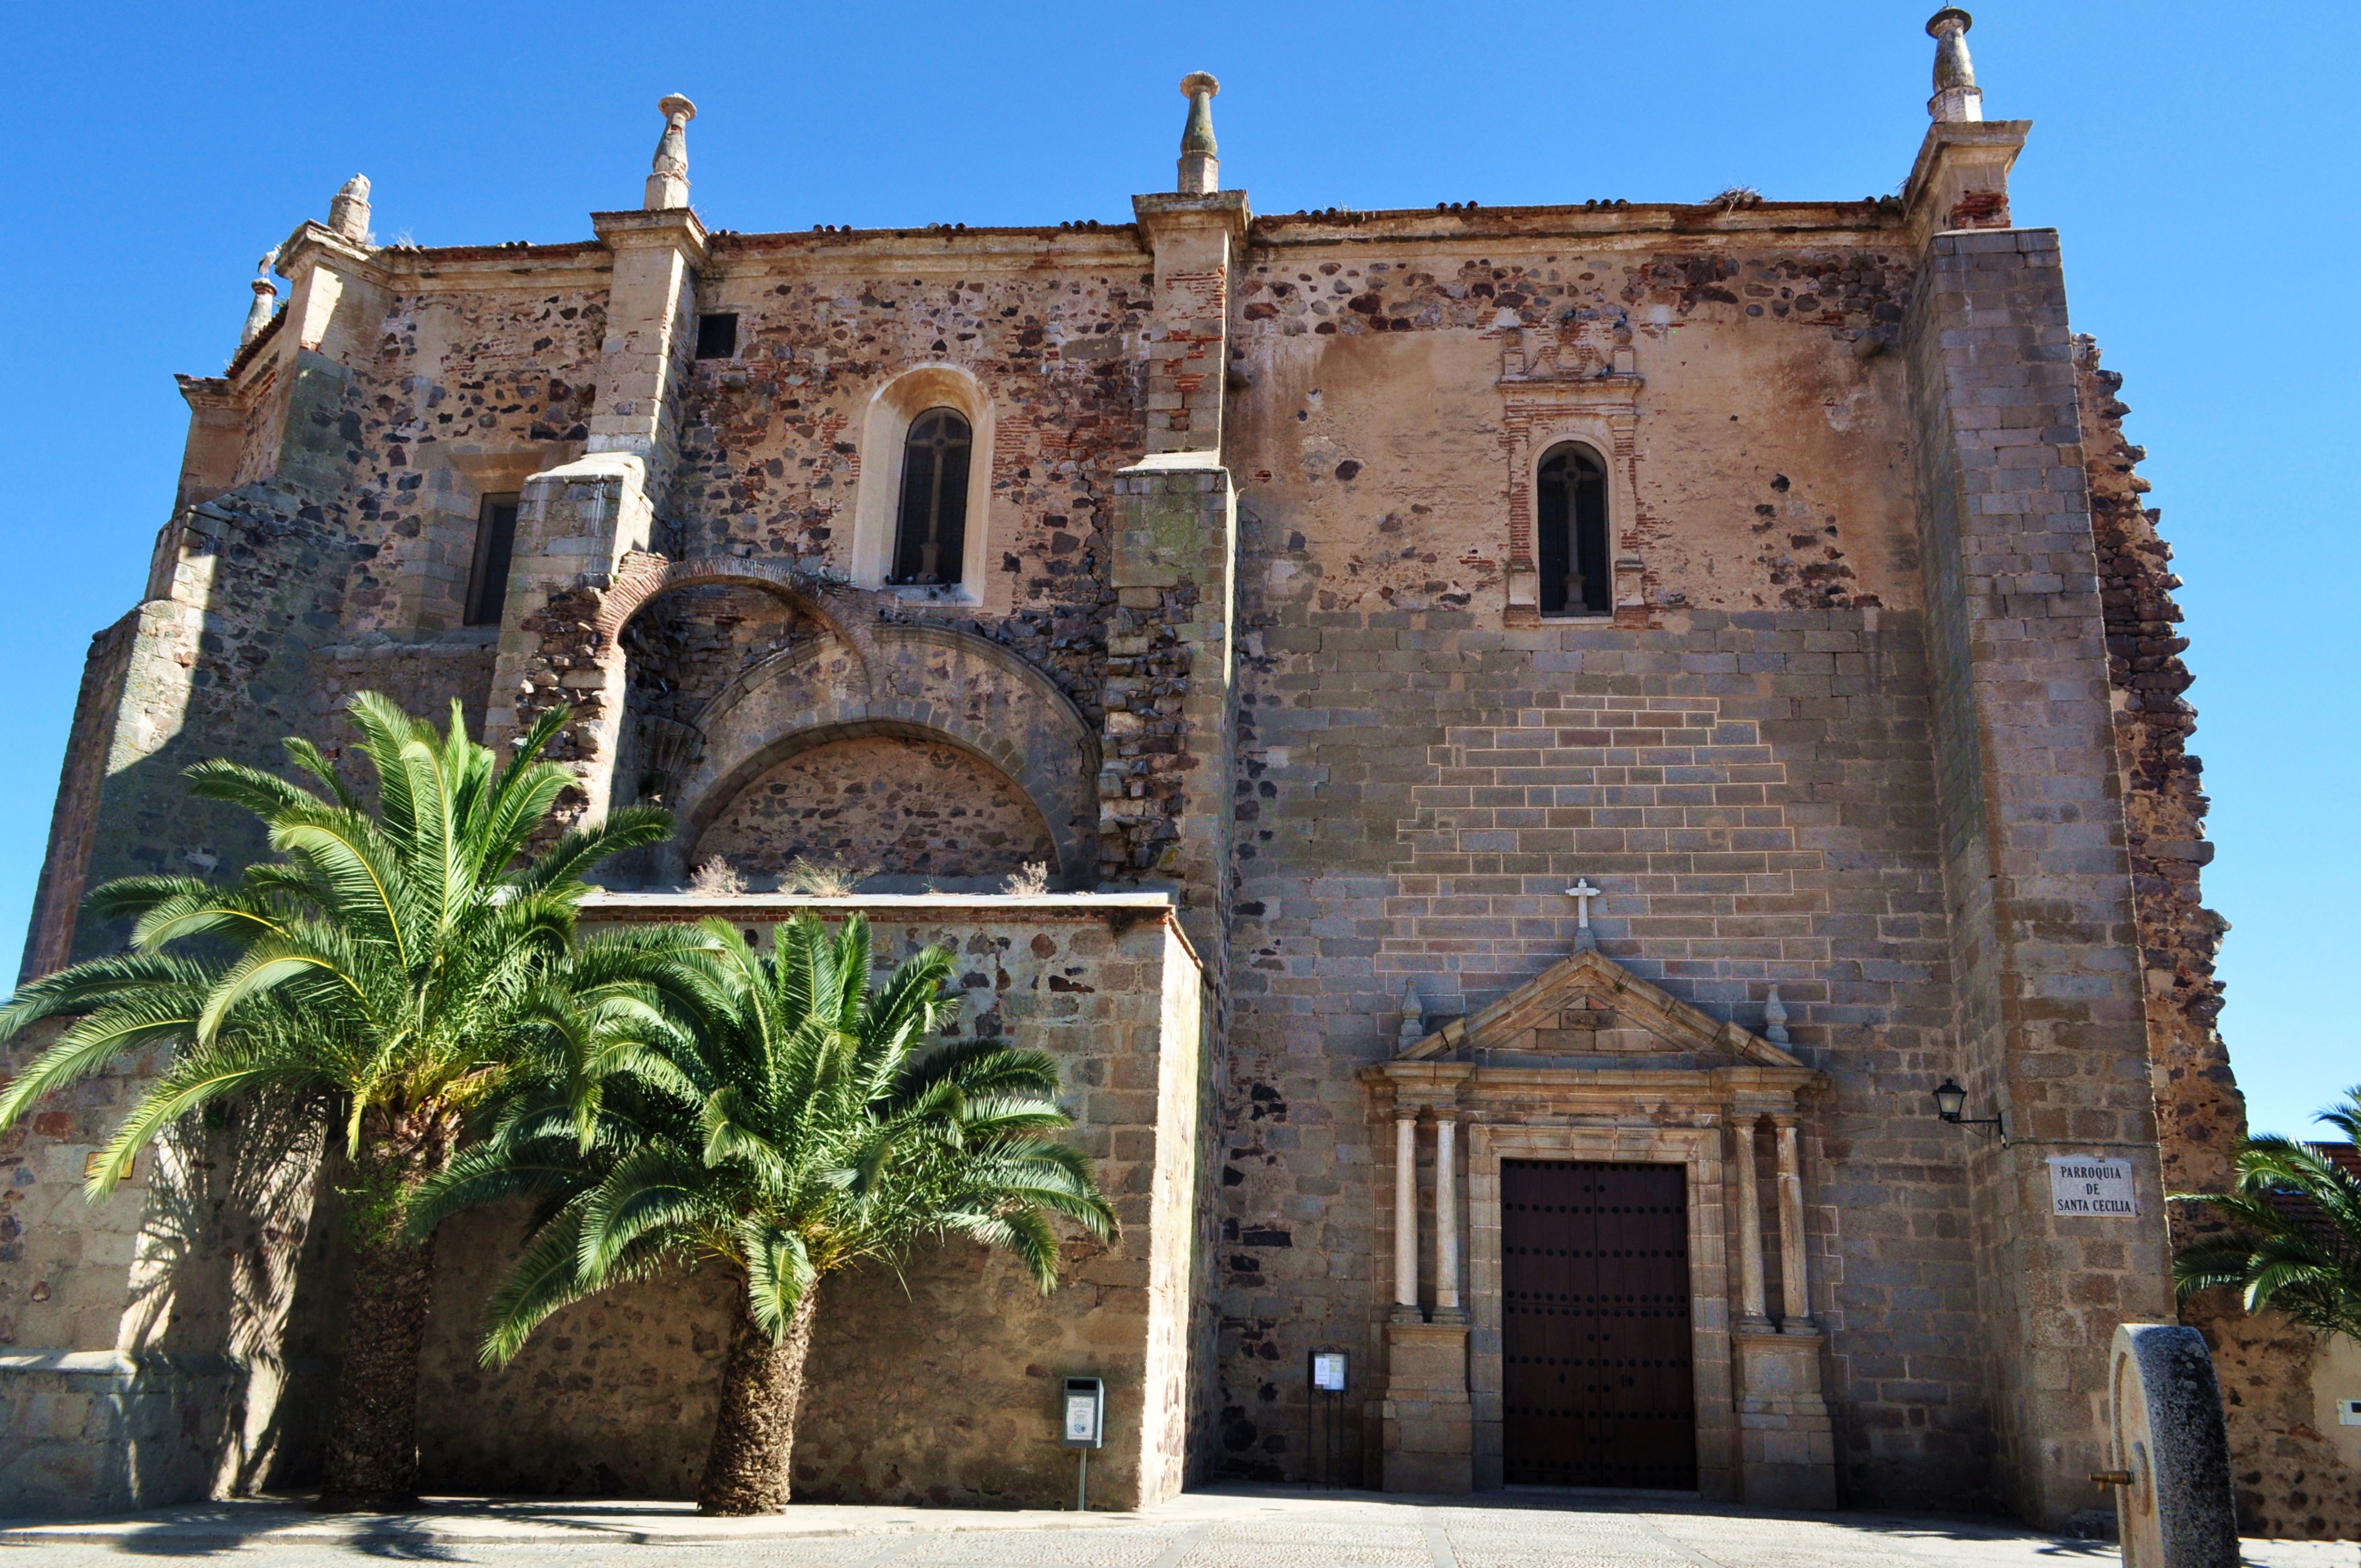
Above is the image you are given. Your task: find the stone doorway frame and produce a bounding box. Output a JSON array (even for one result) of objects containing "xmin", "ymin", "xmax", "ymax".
[
  {"xmin": 1363, "ymin": 946, "xmax": 1836, "ymax": 1507},
  {"xmin": 1471, "ymin": 1123, "xmax": 1731, "ymax": 1496}
]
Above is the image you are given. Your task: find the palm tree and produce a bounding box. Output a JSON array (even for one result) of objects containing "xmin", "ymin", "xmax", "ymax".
[
  {"xmin": 0, "ymin": 693, "xmax": 687, "ymax": 1510},
  {"xmin": 409, "ymin": 911, "xmax": 1117, "ymax": 1515},
  {"xmin": 2173, "ymin": 1090, "xmax": 2361, "ymax": 1342}
]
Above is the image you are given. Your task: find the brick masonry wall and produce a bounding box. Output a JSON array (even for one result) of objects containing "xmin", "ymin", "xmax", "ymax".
[
  {"xmin": 348, "ymin": 276, "xmax": 608, "ymax": 636},
  {"xmin": 1903, "ymin": 229, "xmax": 2170, "ymax": 1528},
  {"xmin": 674, "ymin": 240, "xmax": 1157, "ymax": 721},
  {"xmin": 410, "ymin": 902, "xmax": 1210, "ymax": 1509},
  {"xmin": 0, "ymin": 1016, "xmax": 345, "ymax": 1510},
  {"xmin": 1209, "ymin": 216, "xmax": 1991, "ymax": 1507},
  {"xmin": 1226, "ymin": 228, "xmax": 1918, "ymax": 620},
  {"xmin": 18, "ymin": 612, "xmax": 139, "ymax": 981},
  {"xmin": 693, "ymin": 733, "xmax": 1054, "ymax": 884},
  {"xmin": 62, "ymin": 486, "xmax": 363, "ymax": 965},
  {"xmin": 20, "ymin": 187, "xmax": 2294, "ymax": 1525},
  {"xmin": 1215, "ymin": 596, "xmax": 1979, "ymax": 1504}
]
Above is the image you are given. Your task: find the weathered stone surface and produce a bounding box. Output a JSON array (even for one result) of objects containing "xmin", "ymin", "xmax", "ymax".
[
  {"xmin": 404, "ymin": 897, "xmax": 1211, "ymax": 1510},
  {"xmin": 693, "ymin": 733, "xmax": 1053, "ymax": 884},
  {"xmin": 2, "ymin": 53, "xmax": 2315, "ymax": 1534}
]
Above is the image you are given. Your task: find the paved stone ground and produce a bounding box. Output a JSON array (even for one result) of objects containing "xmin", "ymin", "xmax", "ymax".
[{"xmin": 1, "ymin": 1487, "xmax": 2349, "ymax": 1567}]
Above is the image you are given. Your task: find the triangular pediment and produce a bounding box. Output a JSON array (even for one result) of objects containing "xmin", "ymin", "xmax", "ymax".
[{"xmin": 1394, "ymin": 947, "xmax": 1804, "ymax": 1071}]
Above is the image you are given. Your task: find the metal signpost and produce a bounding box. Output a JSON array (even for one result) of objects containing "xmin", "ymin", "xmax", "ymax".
[
  {"xmin": 1307, "ymin": 1348, "xmax": 1348, "ymax": 1488},
  {"xmin": 1062, "ymin": 1376, "xmax": 1105, "ymax": 1510}
]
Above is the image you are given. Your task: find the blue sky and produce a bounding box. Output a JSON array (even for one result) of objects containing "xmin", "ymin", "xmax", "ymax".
[{"xmin": 1, "ymin": 2, "xmax": 2351, "ymax": 1138}]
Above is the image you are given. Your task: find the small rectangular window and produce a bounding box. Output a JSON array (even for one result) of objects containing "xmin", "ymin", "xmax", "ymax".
[
  {"xmin": 694, "ymin": 313, "xmax": 739, "ymax": 361},
  {"xmin": 464, "ymin": 496, "xmax": 521, "ymax": 626}
]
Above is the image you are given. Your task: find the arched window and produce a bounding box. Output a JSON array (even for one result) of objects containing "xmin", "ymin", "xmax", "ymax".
[
  {"xmin": 890, "ymin": 407, "xmax": 972, "ymax": 587},
  {"xmin": 1537, "ymin": 443, "xmax": 1610, "ymax": 616}
]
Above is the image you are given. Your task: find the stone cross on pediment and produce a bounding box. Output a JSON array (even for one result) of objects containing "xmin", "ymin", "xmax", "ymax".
[{"xmin": 1565, "ymin": 878, "xmax": 1601, "ymax": 950}]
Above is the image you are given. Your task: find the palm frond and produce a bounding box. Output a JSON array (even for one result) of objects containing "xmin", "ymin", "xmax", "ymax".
[
  {"xmin": 282, "ymin": 737, "xmax": 365, "ymax": 813},
  {"xmin": 127, "ymin": 885, "xmax": 290, "ymax": 952},
  {"xmin": 84, "ymin": 1037, "xmax": 317, "ymax": 1195},
  {"xmin": 579, "ymin": 1147, "xmax": 711, "ymax": 1276},
  {"xmin": 268, "ymin": 803, "xmax": 417, "ymax": 970},
  {"xmin": 0, "ymin": 951, "xmax": 209, "ymax": 1042},
  {"xmin": 413, "ymin": 910, "xmax": 1112, "ymax": 1366},
  {"xmin": 0, "ymin": 993, "xmax": 205, "ymax": 1125},
  {"xmin": 513, "ymin": 806, "xmax": 675, "ymax": 894},
  {"xmin": 478, "ymin": 1205, "xmax": 599, "ymax": 1366},
  {"xmin": 2173, "ymin": 1100, "xmax": 2361, "ymax": 1343},
  {"xmin": 82, "ymin": 875, "xmax": 218, "ymax": 925},
  {"xmin": 182, "ymin": 756, "xmax": 322, "ymax": 820},
  {"xmin": 739, "ymin": 1218, "xmax": 817, "ymax": 1340}
]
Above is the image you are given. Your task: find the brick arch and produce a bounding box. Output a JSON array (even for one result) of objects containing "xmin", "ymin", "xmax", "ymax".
[
  {"xmin": 670, "ymin": 621, "xmax": 1100, "ymax": 885},
  {"xmin": 597, "ymin": 551, "xmax": 882, "ymax": 680}
]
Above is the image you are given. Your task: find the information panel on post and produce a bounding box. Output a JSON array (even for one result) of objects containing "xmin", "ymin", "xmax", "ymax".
[{"xmin": 1062, "ymin": 1377, "xmax": 1105, "ymax": 1449}]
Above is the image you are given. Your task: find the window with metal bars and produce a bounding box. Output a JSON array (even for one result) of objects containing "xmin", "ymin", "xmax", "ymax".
[
  {"xmin": 463, "ymin": 494, "xmax": 521, "ymax": 626},
  {"xmin": 890, "ymin": 407, "xmax": 972, "ymax": 587},
  {"xmin": 1537, "ymin": 443, "xmax": 1611, "ymax": 616}
]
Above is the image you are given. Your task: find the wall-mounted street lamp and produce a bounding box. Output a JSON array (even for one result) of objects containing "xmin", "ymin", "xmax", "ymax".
[{"xmin": 1932, "ymin": 1078, "xmax": 2006, "ymax": 1139}]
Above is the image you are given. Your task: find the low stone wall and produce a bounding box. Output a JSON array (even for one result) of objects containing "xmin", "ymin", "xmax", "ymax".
[
  {"xmin": 0, "ymin": 1350, "xmax": 332, "ymax": 1515},
  {"xmin": 411, "ymin": 892, "xmax": 1212, "ymax": 1509}
]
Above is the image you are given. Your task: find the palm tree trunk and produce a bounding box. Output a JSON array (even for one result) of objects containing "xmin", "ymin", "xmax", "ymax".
[
  {"xmin": 315, "ymin": 1112, "xmax": 454, "ymax": 1514},
  {"xmin": 697, "ymin": 1284, "xmax": 821, "ymax": 1515},
  {"xmin": 314, "ymin": 1223, "xmax": 437, "ymax": 1509}
]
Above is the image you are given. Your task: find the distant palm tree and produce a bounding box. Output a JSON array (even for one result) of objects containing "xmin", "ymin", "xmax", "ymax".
[
  {"xmin": 0, "ymin": 694, "xmax": 688, "ymax": 1510},
  {"xmin": 410, "ymin": 911, "xmax": 1116, "ymax": 1515},
  {"xmin": 2173, "ymin": 1091, "xmax": 2361, "ymax": 1342}
]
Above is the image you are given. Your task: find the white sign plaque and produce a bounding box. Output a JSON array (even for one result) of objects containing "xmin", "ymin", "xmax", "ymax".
[
  {"xmin": 1311, "ymin": 1352, "xmax": 1347, "ymax": 1392},
  {"xmin": 2049, "ymin": 1156, "xmax": 2138, "ymax": 1217},
  {"xmin": 1064, "ymin": 1393, "xmax": 1097, "ymax": 1442}
]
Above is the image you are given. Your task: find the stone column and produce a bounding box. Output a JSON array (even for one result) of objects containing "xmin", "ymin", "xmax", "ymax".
[
  {"xmin": 1772, "ymin": 1114, "xmax": 1811, "ymax": 1330},
  {"xmin": 1392, "ymin": 1113, "xmax": 1421, "ymax": 1322},
  {"xmin": 1129, "ymin": 190, "xmax": 1247, "ymax": 457},
  {"xmin": 1433, "ymin": 1114, "xmax": 1464, "ymax": 1324},
  {"xmin": 1732, "ymin": 1106, "xmax": 1836, "ymax": 1507},
  {"xmin": 485, "ymin": 195, "xmax": 705, "ymax": 823},
  {"xmin": 1734, "ymin": 1115, "xmax": 1771, "ymax": 1332},
  {"xmin": 1103, "ymin": 455, "xmax": 1236, "ymax": 956}
]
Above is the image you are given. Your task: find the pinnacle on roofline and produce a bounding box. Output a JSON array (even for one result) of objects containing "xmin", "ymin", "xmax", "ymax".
[
  {"xmin": 1177, "ymin": 73, "xmax": 1220, "ymax": 194},
  {"xmin": 1927, "ymin": 9, "xmax": 1984, "ymax": 123},
  {"xmin": 645, "ymin": 94, "xmax": 697, "ymax": 210}
]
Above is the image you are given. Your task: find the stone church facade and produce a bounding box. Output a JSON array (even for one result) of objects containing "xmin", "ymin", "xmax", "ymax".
[{"xmin": 4, "ymin": 12, "xmax": 2347, "ymax": 1537}]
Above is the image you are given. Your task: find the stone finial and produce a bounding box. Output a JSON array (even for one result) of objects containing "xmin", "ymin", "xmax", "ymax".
[
  {"xmin": 328, "ymin": 173, "xmax": 372, "ymax": 243},
  {"xmin": 1177, "ymin": 72, "xmax": 1220, "ymax": 195},
  {"xmin": 240, "ymin": 248, "xmax": 281, "ymax": 349},
  {"xmin": 1926, "ymin": 9, "xmax": 1984, "ymax": 123},
  {"xmin": 644, "ymin": 94, "xmax": 698, "ymax": 210},
  {"xmin": 1396, "ymin": 979, "xmax": 1426, "ymax": 1050},
  {"xmin": 1762, "ymin": 986, "xmax": 1791, "ymax": 1047},
  {"xmin": 240, "ymin": 277, "xmax": 278, "ymax": 348}
]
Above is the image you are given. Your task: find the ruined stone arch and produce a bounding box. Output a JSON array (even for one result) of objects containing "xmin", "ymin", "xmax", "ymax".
[
  {"xmin": 596, "ymin": 551, "xmax": 880, "ymax": 675},
  {"xmin": 686, "ymin": 720, "xmax": 1060, "ymax": 889},
  {"xmin": 673, "ymin": 620, "xmax": 1101, "ymax": 885},
  {"xmin": 602, "ymin": 558, "xmax": 1098, "ymax": 885}
]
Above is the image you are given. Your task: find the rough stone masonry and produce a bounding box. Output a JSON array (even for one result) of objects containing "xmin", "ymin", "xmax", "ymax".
[{"xmin": 2, "ymin": 10, "xmax": 2338, "ymax": 1538}]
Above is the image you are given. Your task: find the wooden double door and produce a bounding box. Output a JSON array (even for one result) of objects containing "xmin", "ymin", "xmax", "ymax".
[{"xmin": 1500, "ymin": 1159, "xmax": 1697, "ymax": 1490}]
